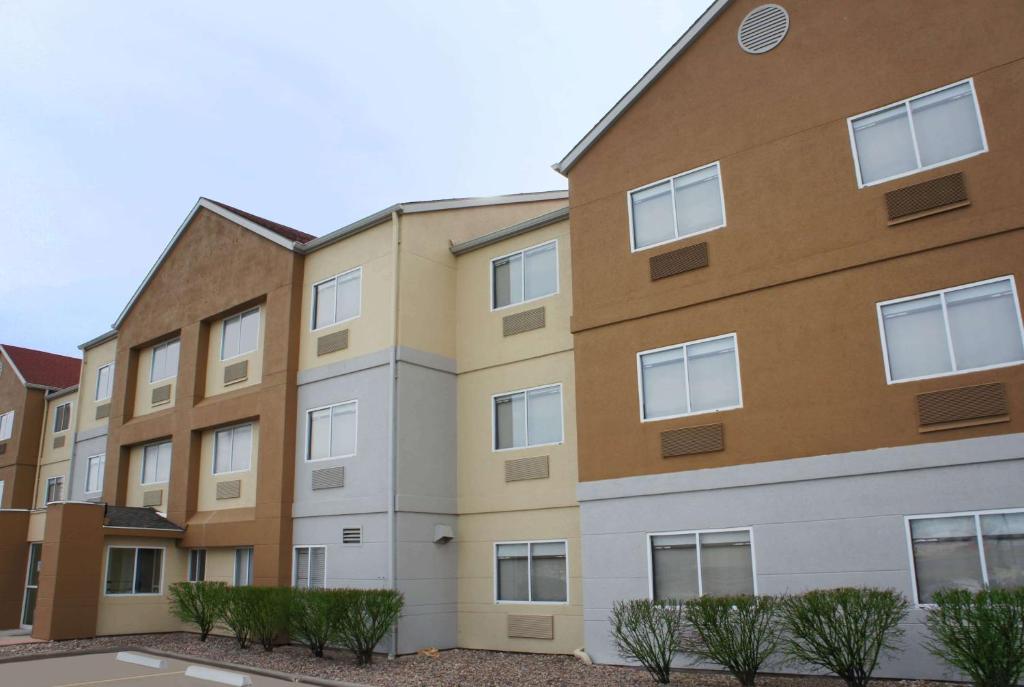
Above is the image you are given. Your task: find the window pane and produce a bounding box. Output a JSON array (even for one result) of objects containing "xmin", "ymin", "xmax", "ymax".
[
  {"xmin": 310, "ymin": 548, "xmax": 326, "ymax": 589},
  {"xmin": 531, "ymin": 542, "xmax": 567, "ymax": 602},
  {"xmin": 981, "ymin": 512, "xmax": 1024, "ymax": 590},
  {"xmin": 295, "ymin": 548, "xmax": 310, "ymax": 587},
  {"xmin": 852, "ymin": 104, "xmax": 918, "ymax": 184},
  {"xmin": 239, "ymin": 310, "xmax": 260, "ymax": 354},
  {"xmin": 526, "ymin": 386, "xmax": 562, "ymax": 446},
  {"xmin": 142, "ymin": 446, "xmax": 157, "ymax": 484},
  {"xmin": 686, "ymin": 337, "xmax": 740, "ymax": 413},
  {"xmin": 233, "ymin": 425, "xmax": 252, "ymax": 471},
  {"xmin": 493, "ymin": 254, "xmax": 523, "ymax": 308},
  {"xmin": 652, "ymin": 534, "xmax": 699, "ymax": 601},
  {"xmin": 699, "ymin": 531, "xmax": 754, "ymax": 596},
  {"xmin": 910, "ymin": 516, "xmax": 984, "ymax": 604},
  {"xmin": 309, "ymin": 409, "xmax": 331, "ymax": 460},
  {"xmin": 337, "ymin": 271, "xmax": 361, "ymax": 322},
  {"xmin": 97, "ymin": 365, "xmax": 112, "ymax": 401},
  {"xmin": 166, "ymin": 341, "xmax": 180, "ymax": 377},
  {"xmin": 911, "ymin": 83, "xmax": 984, "ymax": 168},
  {"xmin": 631, "ymin": 181, "xmax": 675, "ymax": 249},
  {"xmin": 881, "ymin": 296, "xmax": 953, "ymax": 380},
  {"xmin": 235, "ymin": 548, "xmax": 253, "ymax": 586},
  {"xmin": 158, "ymin": 442, "xmax": 172, "ymax": 483},
  {"xmin": 641, "ymin": 348, "xmax": 687, "ymax": 419},
  {"xmin": 0, "ymin": 411, "xmax": 12, "ymax": 440},
  {"xmin": 314, "ymin": 280, "xmax": 337, "ymax": 329},
  {"xmin": 134, "ymin": 549, "xmax": 161, "ymax": 594},
  {"xmin": 946, "ymin": 280, "xmax": 1024, "ymax": 371},
  {"xmin": 494, "ymin": 393, "xmax": 526, "ymax": 450},
  {"xmin": 151, "ymin": 345, "xmax": 166, "ymax": 381},
  {"xmin": 497, "ymin": 544, "xmax": 529, "ymax": 601},
  {"xmin": 524, "ymin": 243, "xmax": 557, "ymax": 301},
  {"xmin": 214, "ymin": 430, "xmax": 232, "ymax": 474},
  {"xmin": 331, "ymin": 404, "xmax": 357, "ymax": 457},
  {"xmin": 106, "ymin": 548, "xmax": 135, "ymax": 594},
  {"xmin": 223, "ymin": 317, "xmax": 240, "ymax": 358},
  {"xmin": 674, "ymin": 166, "xmax": 724, "ymax": 237}
]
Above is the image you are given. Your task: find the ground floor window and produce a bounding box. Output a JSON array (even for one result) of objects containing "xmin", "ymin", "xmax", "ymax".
[
  {"xmin": 495, "ymin": 540, "xmax": 567, "ymax": 603},
  {"xmin": 105, "ymin": 547, "xmax": 163, "ymax": 595},
  {"xmin": 908, "ymin": 509, "xmax": 1024, "ymax": 604},
  {"xmin": 293, "ymin": 546, "xmax": 326, "ymax": 589},
  {"xmin": 188, "ymin": 549, "xmax": 207, "ymax": 582},
  {"xmin": 234, "ymin": 547, "xmax": 254, "ymax": 586},
  {"xmin": 649, "ymin": 528, "xmax": 754, "ymax": 601}
]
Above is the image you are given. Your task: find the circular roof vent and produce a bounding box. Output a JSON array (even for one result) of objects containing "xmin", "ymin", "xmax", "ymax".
[{"xmin": 738, "ymin": 4, "xmax": 790, "ymax": 54}]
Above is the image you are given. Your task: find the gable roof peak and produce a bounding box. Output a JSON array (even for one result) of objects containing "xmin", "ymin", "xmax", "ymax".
[{"xmin": 0, "ymin": 343, "xmax": 81, "ymax": 390}]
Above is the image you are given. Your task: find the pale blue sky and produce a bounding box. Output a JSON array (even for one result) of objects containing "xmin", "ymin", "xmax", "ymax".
[{"xmin": 1, "ymin": 1, "xmax": 711, "ymax": 356}]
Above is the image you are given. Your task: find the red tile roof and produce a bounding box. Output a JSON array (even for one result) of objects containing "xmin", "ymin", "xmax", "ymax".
[
  {"xmin": 1, "ymin": 344, "xmax": 81, "ymax": 389},
  {"xmin": 205, "ymin": 199, "xmax": 316, "ymax": 244}
]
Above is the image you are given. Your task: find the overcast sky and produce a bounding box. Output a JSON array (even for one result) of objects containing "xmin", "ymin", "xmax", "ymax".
[{"xmin": 1, "ymin": 0, "xmax": 711, "ymax": 357}]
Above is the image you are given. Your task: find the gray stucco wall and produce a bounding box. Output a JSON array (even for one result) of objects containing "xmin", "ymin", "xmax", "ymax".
[
  {"xmin": 578, "ymin": 433, "xmax": 1024, "ymax": 680},
  {"xmin": 68, "ymin": 425, "xmax": 108, "ymax": 502}
]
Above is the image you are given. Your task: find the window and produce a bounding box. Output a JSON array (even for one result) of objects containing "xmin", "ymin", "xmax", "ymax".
[
  {"xmin": 849, "ymin": 79, "xmax": 987, "ymax": 187},
  {"xmin": 649, "ymin": 528, "xmax": 755, "ymax": 601},
  {"xmin": 307, "ymin": 401, "xmax": 357, "ymax": 461},
  {"xmin": 141, "ymin": 441, "xmax": 172, "ymax": 485},
  {"xmin": 491, "ymin": 241, "xmax": 558, "ymax": 309},
  {"xmin": 638, "ymin": 333, "xmax": 742, "ymax": 421},
  {"xmin": 221, "ymin": 308, "xmax": 261, "ymax": 360},
  {"xmin": 312, "ymin": 267, "xmax": 361, "ymax": 330},
  {"xmin": 188, "ymin": 549, "xmax": 207, "ymax": 582},
  {"xmin": 86, "ymin": 454, "xmax": 105, "ymax": 494},
  {"xmin": 0, "ymin": 411, "xmax": 13, "ymax": 441},
  {"xmin": 95, "ymin": 363, "xmax": 114, "ymax": 401},
  {"xmin": 0, "ymin": 480, "xmax": 5, "ymax": 507},
  {"xmin": 294, "ymin": 546, "xmax": 326, "ymax": 589},
  {"xmin": 105, "ymin": 547, "xmax": 163, "ymax": 595},
  {"xmin": 53, "ymin": 402, "xmax": 71, "ymax": 433},
  {"xmin": 214, "ymin": 424, "xmax": 253, "ymax": 474},
  {"xmin": 878, "ymin": 276, "xmax": 1024, "ymax": 383},
  {"xmin": 150, "ymin": 339, "xmax": 180, "ymax": 383},
  {"xmin": 908, "ymin": 510, "xmax": 1024, "ymax": 605},
  {"xmin": 629, "ymin": 162, "xmax": 725, "ymax": 251},
  {"xmin": 234, "ymin": 547, "xmax": 254, "ymax": 586},
  {"xmin": 45, "ymin": 476, "xmax": 64, "ymax": 504},
  {"xmin": 495, "ymin": 540, "xmax": 567, "ymax": 603},
  {"xmin": 493, "ymin": 384, "xmax": 563, "ymax": 451}
]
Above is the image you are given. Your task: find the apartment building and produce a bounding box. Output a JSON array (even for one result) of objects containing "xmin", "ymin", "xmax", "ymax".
[{"xmin": 555, "ymin": 0, "xmax": 1024, "ymax": 678}]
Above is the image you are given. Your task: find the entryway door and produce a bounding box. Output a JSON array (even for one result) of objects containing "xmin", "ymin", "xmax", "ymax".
[{"xmin": 21, "ymin": 543, "xmax": 41, "ymax": 628}]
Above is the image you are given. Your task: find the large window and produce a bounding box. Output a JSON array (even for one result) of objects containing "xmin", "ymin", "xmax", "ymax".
[
  {"xmin": 493, "ymin": 384, "xmax": 563, "ymax": 451},
  {"xmin": 105, "ymin": 547, "xmax": 163, "ymax": 595},
  {"xmin": 53, "ymin": 402, "xmax": 71, "ymax": 433},
  {"xmin": 638, "ymin": 334, "xmax": 742, "ymax": 421},
  {"xmin": 150, "ymin": 339, "xmax": 180, "ymax": 383},
  {"xmin": 45, "ymin": 476, "xmax": 64, "ymax": 504},
  {"xmin": 0, "ymin": 411, "xmax": 13, "ymax": 441},
  {"xmin": 312, "ymin": 267, "xmax": 361, "ymax": 331},
  {"xmin": 849, "ymin": 79, "xmax": 987, "ymax": 187},
  {"xmin": 307, "ymin": 401, "xmax": 357, "ymax": 461},
  {"xmin": 878, "ymin": 276, "xmax": 1024, "ymax": 383},
  {"xmin": 294, "ymin": 546, "xmax": 326, "ymax": 589},
  {"xmin": 491, "ymin": 241, "xmax": 558, "ymax": 310},
  {"xmin": 649, "ymin": 529, "xmax": 755, "ymax": 601},
  {"xmin": 188, "ymin": 549, "xmax": 207, "ymax": 583},
  {"xmin": 908, "ymin": 510, "xmax": 1024, "ymax": 605},
  {"xmin": 95, "ymin": 363, "xmax": 114, "ymax": 401},
  {"xmin": 629, "ymin": 162, "xmax": 725, "ymax": 251},
  {"xmin": 214, "ymin": 424, "xmax": 253, "ymax": 474},
  {"xmin": 234, "ymin": 547, "xmax": 254, "ymax": 586},
  {"xmin": 86, "ymin": 454, "xmax": 105, "ymax": 494},
  {"xmin": 141, "ymin": 441, "xmax": 172, "ymax": 485},
  {"xmin": 495, "ymin": 540, "xmax": 567, "ymax": 603},
  {"xmin": 221, "ymin": 307, "xmax": 261, "ymax": 360}
]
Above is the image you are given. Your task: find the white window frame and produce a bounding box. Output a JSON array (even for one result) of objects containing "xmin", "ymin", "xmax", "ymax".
[
  {"xmin": 646, "ymin": 527, "xmax": 758, "ymax": 602},
  {"xmin": 234, "ymin": 546, "xmax": 254, "ymax": 586},
  {"xmin": 305, "ymin": 400, "xmax": 358, "ymax": 462},
  {"xmin": 489, "ymin": 240, "xmax": 560, "ymax": 311},
  {"xmin": 904, "ymin": 507, "xmax": 1024, "ymax": 607},
  {"xmin": 491, "ymin": 383, "xmax": 565, "ymax": 453},
  {"xmin": 627, "ymin": 161, "xmax": 727, "ymax": 253},
  {"xmin": 292, "ymin": 545, "xmax": 328, "ymax": 589},
  {"xmin": 95, "ymin": 362, "xmax": 114, "ymax": 402},
  {"xmin": 847, "ymin": 77, "xmax": 988, "ymax": 189},
  {"xmin": 876, "ymin": 275, "xmax": 1024, "ymax": 384},
  {"xmin": 188, "ymin": 549, "xmax": 207, "ymax": 583},
  {"xmin": 0, "ymin": 479, "xmax": 5, "ymax": 507},
  {"xmin": 311, "ymin": 266, "xmax": 362, "ymax": 332},
  {"xmin": 103, "ymin": 545, "xmax": 165, "ymax": 596},
  {"xmin": 53, "ymin": 402, "xmax": 72, "ymax": 434},
  {"xmin": 45, "ymin": 476, "xmax": 64, "ymax": 505},
  {"xmin": 636, "ymin": 332, "xmax": 744, "ymax": 422},
  {"xmin": 85, "ymin": 454, "xmax": 105, "ymax": 495},
  {"xmin": 220, "ymin": 307, "xmax": 262, "ymax": 361},
  {"xmin": 0, "ymin": 410, "xmax": 12, "ymax": 441},
  {"xmin": 140, "ymin": 441, "xmax": 172, "ymax": 486},
  {"xmin": 212, "ymin": 423, "xmax": 253, "ymax": 476},
  {"xmin": 149, "ymin": 339, "xmax": 180, "ymax": 383},
  {"xmin": 493, "ymin": 539, "xmax": 569, "ymax": 605}
]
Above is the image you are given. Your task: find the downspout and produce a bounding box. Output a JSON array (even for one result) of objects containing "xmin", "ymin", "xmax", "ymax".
[{"xmin": 386, "ymin": 209, "xmax": 402, "ymax": 658}]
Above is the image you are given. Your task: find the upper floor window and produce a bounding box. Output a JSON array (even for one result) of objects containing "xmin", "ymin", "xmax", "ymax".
[
  {"xmin": 877, "ymin": 276, "xmax": 1024, "ymax": 383},
  {"xmin": 638, "ymin": 333, "xmax": 742, "ymax": 421},
  {"xmin": 629, "ymin": 162, "xmax": 725, "ymax": 252},
  {"xmin": 95, "ymin": 363, "xmax": 114, "ymax": 401},
  {"xmin": 86, "ymin": 454, "xmax": 105, "ymax": 494},
  {"xmin": 496, "ymin": 540, "xmax": 568, "ymax": 603},
  {"xmin": 908, "ymin": 510, "xmax": 1024, "ymax": 605},
  {"xmin": 45, "ymin": 476, "xmax": 64, "ymax": 504},
  {"xmin": 307, "ymin": 401, "xmax": 357, "ymax": 461},
  {"xmin": 150, "ymin": 339, "xmax": 180, "ymax": 383},
  {"xmin": 313, "ymin": 267, "xmax": 361, "ymax": 331},
  {"xmin": 294, "ymin": 546, "xmax": 326, "ymax": 589},
  {"xmin": 649, "ymin": 528, "xmax": 755, "ymax": 601},
  {"xmin": 221, "ymin": 307, "xmax": 260, "ymax": 360},
  {"xmin": 493, "ymin": 384, "xmax": 563, "ymax": 451},
  {"xmin": 492, "ymin": 241, "xmax": 558, "ymax": 310},
  {"xmin": 214, "ymin": 423, "xmax": 253, "ymax": 474},
  {"xmin": 53, "ymin": 402, "xmax": 72, "ymax": 433},
  {"xmin": 106, "ymin": 546, "xmax": 163, "ymax": 595},
  {"xmin": 0, "ymin": 410, "xmax": 15, "ymax": 441},
  {"xmin": 849, "ymin": 79, "xmax": 987, "ymax": 187},
  {"xmin": 141, "ymin": 441, "xmax": 172, "ymax": 485}
]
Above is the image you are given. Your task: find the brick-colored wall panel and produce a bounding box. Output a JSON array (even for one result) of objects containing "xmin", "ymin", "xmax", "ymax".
[
  {"xmin": 917, "ymin": 383, "xmax": 1008, "ymax": 426},
  {"xmin": 661, "ymin": 424, "xmax": 725, "ymax": 458},
  {"xmin": 649, "ymin": 242, "xmax": 709, "ymax": 281},
  {"xmin": 886, "ymin": 172, "xmax": 969, "ymax": 223}
]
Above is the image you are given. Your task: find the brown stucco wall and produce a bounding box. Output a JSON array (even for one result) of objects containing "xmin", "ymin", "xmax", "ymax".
[
  {"xmin": 0, "ymin": 510, "xmax": 30, "ymax": 629},
  {"xmin": 566, "ymin": 0, "xmax": 1024, "ymax": 482},
  {"xmin": 0, "ymin": 351, "xmax": 46, "ymax": 509}
]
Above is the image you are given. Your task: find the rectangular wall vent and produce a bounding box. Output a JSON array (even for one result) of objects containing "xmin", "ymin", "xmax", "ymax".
[
  {"xmin": 917, "ymin": 382, "xmax": 1008, "ymax": 429},
  {"xmin": 52, "ymin": 435, "xmax": 65, "ymax": 449},
  {"xmin": 885, "ymin": 172, "xmax": 969, "ymax": 224},
  {"xmin": 504, "ymin": 455, "xmax": 550, "ymax": 482},
  {"xmin": 661, "ymin": 423, "xmax": 725, "ymax": 458},
  {"xmin": 507, "ymin": 614, "xmax": 554, "ymax": 640},
  {"xmin": 95, "ymin": 403, "xmax": 111, "ymax": 420},
  {"xmin": 216, "ymin": 480, "xmax": 242, "ymax": 500},
  {"xmin": 342, "ymin": 527, "xmax": 362, "ymax": 545},
  {"xmin": 224, "ymin": 360, "xmax": 249, "ymax": 385},
  {"xmin": 312, "ymin": 466, "xmax": 345, "ymax": 490},
  {"xmin": 317, "ymin": 330, "xmax": 349, "ymax": 356},
  {"xmin": 503, "ymin": 307, "xmax": 546, "ymax": 337},
  {"xmin": 650, "ymin": 242, "xmax": 709, "ymax": 281},
  {"xmin": 151, "ymin": 384, "xmax": 172, "ymax": 406},
  {"xmin": 142, "ymin": 489, "xmax": 163, "ymax": 507}
]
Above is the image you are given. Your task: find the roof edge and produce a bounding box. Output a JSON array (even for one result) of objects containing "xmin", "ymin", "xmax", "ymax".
[
  {"xmin": 46, "ymin": 384, "xmax": 79, "ymax": 400},
  {"xmin": 79, "ymin": 329, "xmax": 117, "ymax": 351},
  {"xmin": 450, "ymin": 206, "xmax": 569, "ymax": 256},
  {"xmin": 0, "ymin": 345, "xmax": 28, "ymax": 387}
]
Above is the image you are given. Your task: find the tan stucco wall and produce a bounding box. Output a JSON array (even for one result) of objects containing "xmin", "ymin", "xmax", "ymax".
[
  {"xmin": 95, "ymin": 535, "xmax": 188, "ymax": 636},
  {"xmin": 204, "ymin": 308, "xmax": 264, "ymax": 397},
  {"xmin": 196, "ymin": 423, "xmax": 259, "ymax": 512},
  {"xmin": 31, "ymin": 391, "xmax": 77, "ymax": 508},
  {"xmin": 27, "ymin": 511, "xmax": 46, "ymax": 542},
  {"xmin": 77, "ymin": 338, "xmax": 116, "ymax": 434},
  {"xmin": 132, "ymin": 344, "xmax": 177, "ymax": 417}
]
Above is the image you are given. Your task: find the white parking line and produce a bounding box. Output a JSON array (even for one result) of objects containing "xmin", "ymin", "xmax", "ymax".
[{"xmin": 49, "ymin": 672, "xmax": 186, "ymax": 687}]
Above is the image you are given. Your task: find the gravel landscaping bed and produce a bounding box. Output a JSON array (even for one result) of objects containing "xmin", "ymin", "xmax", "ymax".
[{"xmin": 0, "ymin": 633, "xmax": 959, "ymax": 687}]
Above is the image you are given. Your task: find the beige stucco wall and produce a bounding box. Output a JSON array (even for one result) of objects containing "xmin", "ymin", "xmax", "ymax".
[
  {"xmin": 34, "ymin": 462, "xmax": 69, "ymax": 510},
  {"xmin": 132, "ymin": 345, "xmax": 176, "ymax": 417},
  {"xmin": 196, "ymin": 423, "xmax": 259, "ymax": 512},
  {"xmin": 27, "ymin": 511, "xmax": 46, "ymax": 542},
  {"xmin": 124, "ymin": 444, "xmax": 168, "ymax": 510},
  {"xmin": 204, "ymin": 308, "xmax": 264, "ymax": 398},
  {"xmin": 95, "ymin": 536, "xmax": 188, "ymax": 636},
  {"xmin": 77, "ymin": 338, "xmax": 116, "ymax": 434},
  {"xmin": 32, "ymin": 392, "xmax": 77, "ymax": 509}
]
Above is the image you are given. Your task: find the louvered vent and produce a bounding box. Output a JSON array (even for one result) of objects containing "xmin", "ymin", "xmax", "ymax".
[
  {"xmin": 216, "ymin": 480, "xmax": 242, "ymax": 500},
  {"xmin": 224, "ymin": 360, "xmax": 249, "ymax": 385},
  {"xmin": 738, "ymin": 4, "xmax": 790, "ymax": 54},
  {"xmin": 317, "ymin": 330, "xmax": 349, "ymax": 356},
  {"xmin": 507, "ymin": 614, "xmax": 554, "ymax": 640},
  {"xmin": 885, "ymin": 172, "xmax": 969, "ymax": 224},
  {"xmin": 53, "ymin": 435, "xmax": 65, "ymax": 449},
  {"xmin": 662, "ymin": 423, "xmax": 725, "ymax": 458},
  {"xmin": 650, "ymin": 242, "xmax": 709, "ymax": 281},
  {"xmin": 917, "ymin": 383, "xmax": 1008, "ymax": 428},
  {"xmin": 151, "ymin": 384, "xmax": 172, "ymax": 405},
  {"xmin": 95, "ymin": 403, "xmax": 111, "ymax": 420},
  {"xmin": 142, "ymin": 489, "xmax": 163, "ymax": 507},
  {"xmin": 503, "ymin": 307, "xmax": 546, "ymax": 337},
  {"xmin": 312, "ymin": 466, "xmax": 345, "ymax": 490},
  {"xmin": 505, "ymin": 455, "xmax": 550, "ymax": 482},
  {"xmin": 342, "ymin": 527, "xmax": 362, "ymax": 545}
]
